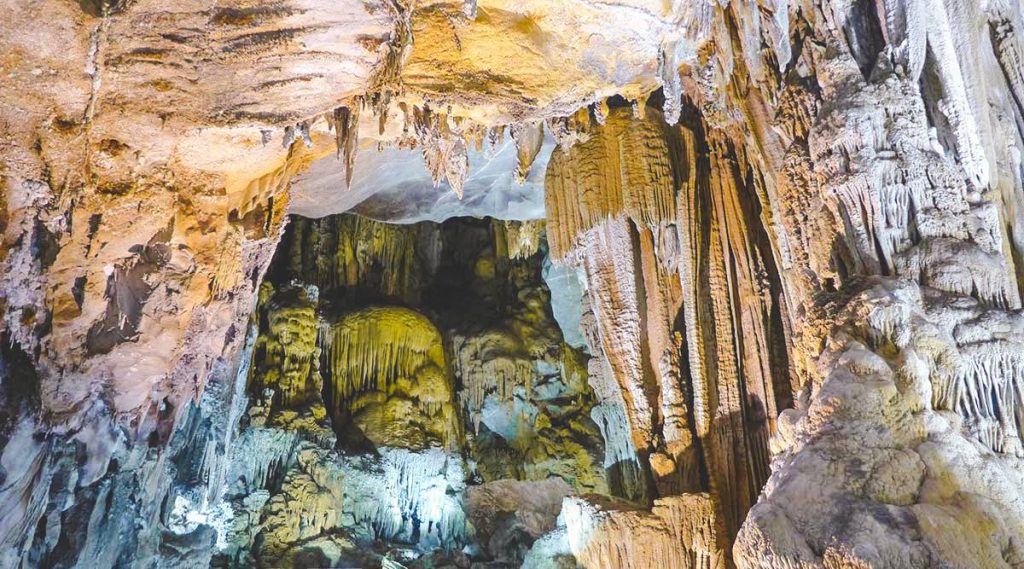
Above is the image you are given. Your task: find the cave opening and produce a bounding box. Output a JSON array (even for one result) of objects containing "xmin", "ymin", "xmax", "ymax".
[{"xmin": 218, "ymin": 210, "xmax": 633, "ymax": 567}]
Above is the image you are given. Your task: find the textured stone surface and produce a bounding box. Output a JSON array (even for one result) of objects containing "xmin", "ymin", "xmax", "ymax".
[
  {"xmin": 207, "ymin": 215, "xmax": 611, "ymax": 566},
  {"xmin": 4, "ymin": 0, "xmax": 1024, "ymax": 567}
]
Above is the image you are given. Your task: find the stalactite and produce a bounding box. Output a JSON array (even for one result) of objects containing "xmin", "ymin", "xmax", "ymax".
[
  {"xmin": 593, "ymin": 99, "xmax": 610, "ymax": 126},
  {"xmin": 545, "ymin": 101, "xmax": 791, "ymax": 545},
  {"xmin": 511, "ymin": 122, "xmax": 544, "ymax": 183},
  {"xmin": 495, "ymin": 219, "xmax": 545, "ymax": 261},
  {"xmin": 332, "ymin": 103, "xmax": 360, "ymax": 188},
  {"xmin": 922, "ymin": 0, "xmax": 990, "ymax": 189},
  {"xmin": 413, "ymin": 105, "xmax": 470, "ymax": 198},
  {"xmin": 631, "ymin": 93, "xmax": 649, "ymax": 120},
  {"xmin": 948, "ymin": 342, "xmax": 1024, "ymax": 456},
  {"xmin": 367, "ymin": 0, "xmax": 412, "ymax": 128},
  {"xmin": 672, "ymin": 128, "xmax": 787, "ymax": 538},
  {"xmin": 318, "ymin": 307, "xmax": 447, "ymax": 410},
  {"xmin": 659, "ymin": 45, "xmax": 683, "ymax": 126}
]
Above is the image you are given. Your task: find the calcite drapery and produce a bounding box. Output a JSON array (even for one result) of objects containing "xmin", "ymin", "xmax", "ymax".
[{"xmin": 543, "ymin": 106, "xmax": 793, "ymax": 553}]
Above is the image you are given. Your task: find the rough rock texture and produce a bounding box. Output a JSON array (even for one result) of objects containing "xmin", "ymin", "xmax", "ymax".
[
  {"xmin": 562, "ymin": 493, "xmax": 724, "ymax": 568},
  {"xmin": 465, "ymin": 478, "xmax": 573, "ymax": 565},
  {"xmin": 210, "ymin": 215, "xmax": 611, "ymax": 566},
  {"xmin": 4, "ymin": 0, "xmax": 1024, "ymax": 567}
]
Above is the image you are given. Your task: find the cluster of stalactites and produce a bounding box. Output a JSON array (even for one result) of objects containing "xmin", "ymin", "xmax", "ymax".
[
  {"xmin": 226, "ymin": 428, "xmax": 303, "ymax": 496},
  {"xmin": 452, "ymin": 332, "xmax": 535, "ymax": 432},
  {"xmin": 322, "ymin": 0, "xmax": 412, "ymax": 186},
  {"xmin": 320, "ymin": 84, "xmax": 676, "ymax": 203},
  {"xmin": 346, "ymin": 448, "xmax": 467, "ymax": 550},
  {"xmin": 324, "ymin": 102, "xmax": 553, "ymax": 200},
  {"xmin": 920, "ymin": 333, "xmax": 1024, "ymax": 457},
  {"xmin": 290, "ymin": 215, "xmax": 441, "ymax": 303},
  {"xmin": 858, "ymin": 284, "xmax": 1024, "ymax": 458},
  {"xmin": 545, "ymin": 106, "xmax": 679, "ymax": 262},
  {"xmin": 493, "ymin": 219, "xmax": 545, "ymax": 261},
  {"xmin": 949, "ymin": 344, "xmax": 1024, "ymax": 456},
  {"xmin": 804, "ymin": 72, "xmax": 1021, "ymax": 311},
  {"xmin": 318, "ymin": 307, "xmax": 448, "ymax": 410}
]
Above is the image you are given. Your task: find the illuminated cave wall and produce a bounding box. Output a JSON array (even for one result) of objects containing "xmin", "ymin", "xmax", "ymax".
[{"xmin": 217, "ymin": 213, "xmax": 619, "ymax": 567}]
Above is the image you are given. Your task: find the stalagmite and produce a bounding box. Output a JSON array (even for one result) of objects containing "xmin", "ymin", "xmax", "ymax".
[{"xmin": 562, "ymin": 494, "xmax": 724, "ymax": 569}]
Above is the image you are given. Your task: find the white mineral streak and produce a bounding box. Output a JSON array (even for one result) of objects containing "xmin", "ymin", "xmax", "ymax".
[
  {"xmin": 168, "ymin": 322, "xmax": 261, "ymax": 550},
  {"xmin": 580, "ymin": 290, "xmax": 646, "ymax": 495},
  {"xmin": 225, "ymin": 428, "xmax": 302, "ymax": 495},
  {"xmin": 343, "ymin": 448, "xmax": 467, "ymax": 549},
  {"xmin": 168, "ymin": 496, "xmax": 234, "ymax": 549},
  {"xmin": 0, "ymin": 420, "xmax": 50, "ymax": 567},
  {"xmin": 580, "ymin": 218, "xmax": 655, "ymax": 452},
  {"xmin": 542, "ymin": 256, "xmax": 588, "ymax": 350}
]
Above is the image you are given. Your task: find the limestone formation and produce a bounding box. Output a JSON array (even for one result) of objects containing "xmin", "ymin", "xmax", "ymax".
[{"xmin": 3, "ymin": 0, "xmax": 1024, "ymax": 567}]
